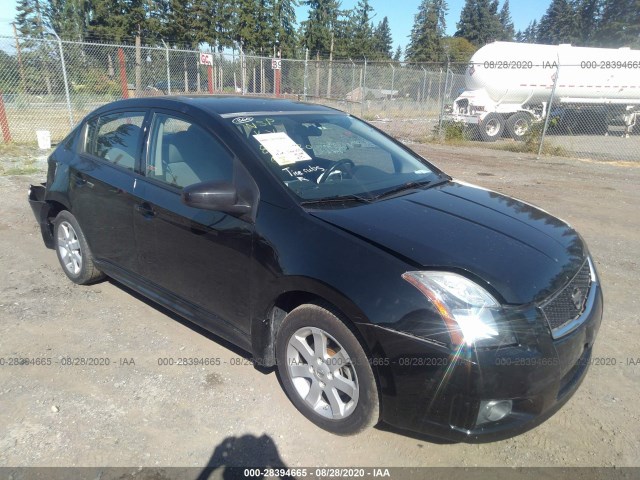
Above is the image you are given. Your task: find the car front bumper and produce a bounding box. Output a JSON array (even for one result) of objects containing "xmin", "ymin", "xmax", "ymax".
[{"xmin": 358, "ymin": 282, "xmax": 603, "ymax": 442}]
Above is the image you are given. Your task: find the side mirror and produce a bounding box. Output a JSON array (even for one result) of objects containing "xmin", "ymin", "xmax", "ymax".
[{"xmin": 181, "ymin": 181, "xmax": 251, "ymax": 215}]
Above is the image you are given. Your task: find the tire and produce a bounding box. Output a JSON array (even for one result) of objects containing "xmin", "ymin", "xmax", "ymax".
[
  {"xmin": 479, "ymin": 113, "xmax": 504, "ymax": 142},
  {"xmin": 53, "ymin": 211, "xmax": 105, "ymax": 285},
  {"xmin": 275, "ymin": 304, "xmax": 379, "ymax": 435},
  {"xmin": 506, "ymin": 112, "xmax": 532, "ymax": 141}
]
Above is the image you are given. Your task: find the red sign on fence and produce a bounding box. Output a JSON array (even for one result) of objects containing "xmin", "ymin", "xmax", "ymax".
[{"xmin": 200, "ymin": 53, "xmax": 213, "ymax": 66}]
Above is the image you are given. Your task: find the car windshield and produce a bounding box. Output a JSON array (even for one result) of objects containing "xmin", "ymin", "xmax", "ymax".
[{"xmin": 228, "ymin": 113, "xmax": 443, "ymax": 203}]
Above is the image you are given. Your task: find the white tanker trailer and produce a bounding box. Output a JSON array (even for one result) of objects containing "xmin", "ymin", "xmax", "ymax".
[{"xmin": 445, "ymin": 42, "xmax": 640, "ymax": 141}]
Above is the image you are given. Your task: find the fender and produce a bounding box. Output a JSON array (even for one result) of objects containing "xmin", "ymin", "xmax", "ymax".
[{"xmin": 250, "ymin": 275, "xmax": 371, "ymax": 367}]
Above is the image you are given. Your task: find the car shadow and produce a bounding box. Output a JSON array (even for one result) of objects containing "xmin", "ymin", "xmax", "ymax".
[
  {"xmin": 195, "ymin": 434, "xmax": 292, "ymax": 480},
  {"xmin": 106, "ymin": 278, "xmax": 274, "ymax": 375}
]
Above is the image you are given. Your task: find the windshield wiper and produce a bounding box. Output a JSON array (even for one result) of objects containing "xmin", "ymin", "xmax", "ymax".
[
  {"xmin": 300, "ymin": 193, "xmax": 371, "ymax": 206},
  {"xmin": 372, "ymin": 178, "xmax": 448, "ymax": 201}
]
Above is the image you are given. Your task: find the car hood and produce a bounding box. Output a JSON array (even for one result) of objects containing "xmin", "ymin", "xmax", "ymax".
[{"xmin": 309, "ymin": 180, "xmax": 586, "ymax": 304}]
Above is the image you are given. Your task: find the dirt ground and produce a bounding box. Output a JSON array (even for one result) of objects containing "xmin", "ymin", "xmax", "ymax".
[{"xmin": 0, "ymin": 141, "xmax": 638, "ymax": 469}]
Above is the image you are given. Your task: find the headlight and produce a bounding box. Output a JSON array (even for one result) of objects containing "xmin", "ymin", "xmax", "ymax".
[{"xmin": 402, "ymin": 271, "xmax": 517, "ymax": 348}]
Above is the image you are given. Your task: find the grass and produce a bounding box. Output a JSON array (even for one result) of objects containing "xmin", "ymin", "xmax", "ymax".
[
  {"xmin": 489, "ymin": 140, "xmax": 569, "ymax": 157},
  {"xmin": 0, "ymin": 150, "xmax": 45, "ymax": 176},
  {"xmin": 2, "ymin": 165, "xmax": 41, "ymax": 176},
  {"xmin": 412, "ymin": 121, "xmax": 570, "ymax": 157},
  {"xmin": 0, "ymin": 142, "xmax": 27, "ymax": 156}
]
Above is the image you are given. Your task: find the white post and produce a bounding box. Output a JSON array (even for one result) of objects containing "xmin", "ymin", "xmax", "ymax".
[
  {"xmin": 538, "ymin": 60, "xmax": 560, "ymax": 158},
  {"xmin": 161, "ymin": 39, "xmax": 171, "ymax": 94},
  {"xmin": 304, "ymin": 48, "xmax": 309, "ymax": 101},
  {"xmin": 51, "ymin": 30, "xmax": 74, "ymax": 127}
]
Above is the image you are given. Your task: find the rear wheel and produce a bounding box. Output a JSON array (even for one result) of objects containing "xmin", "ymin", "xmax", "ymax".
[
  {"xmin": 54, "ymin": 211, "xmax": 105, "ymax": 285},
  {"xmin": 506, "ymin": 112, "xmax": 532, "ymax": 141},
  {"xmin": 479, "ymin": 113, "xmax": 505, "ymax": 142},
  {"xmin": 276, "ymin": 304, "xmax": 379, "ymax": 435}
]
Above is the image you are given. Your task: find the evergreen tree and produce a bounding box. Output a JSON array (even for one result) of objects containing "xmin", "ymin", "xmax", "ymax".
[
  {"xmin": 454, "ymin": 0, "xmax": 503, "ymax": 46},
  {"xmin": 406, "ymin": 0, "xmax": 448, "ymax": 62},
  {"xmin": 521, "ymin": 19, "xmax": 538, "ymax": 43},
  {"xmin": 393, "ymin": 44, "xmax": 402, "ymax": 61},
  {"xmin": 301, "ymin": 0, "xmax": 341, "ymax": 57},
  {"xmin": 574, "ymin": 0, "xmax": 602, "ymax": 45},
  {"xmin": 498, "ymin": 0, "xmax": 515, "ymax": 41},
  {"xmin": 192, "ymin": 0, "xmax": 215, "ymax": 47},
  {"xmin": 597, "ymin": 0, "xmax": 639, "ymax": 47},
  {"xmin": 166, "ymin": 0, "xmax": 198, "ymax": 46},
  {"xmin": 273, "ymin": 0, "xmax": 299, "ymax": 57},
  {"xmin": 231, "ymin": 0, "xmax": 275, "ymax": 54},
  {"xmin": 46, "ymin": 0, "xmax": 90, "ymax": 40},
  {"xmin": 211, "ymin": 0, "xmax": 236, "ymax": 52},
  {"xmin": 373, "ymin": 16, "xmax": 393, "ymax": 59},
  {"xmin": 15, "ymin": 0, "xmax": 48, "ymax": 37},
  {"xmin": 85, "ymin": 0, "xmax": 148, "ymax": 43},
  {"xmin": 255, "ymin": 0, "xmax": 276, "ymax": 54},
  {"xmin": 344, "ymin": 0, "xmax": 375, "ymax": 58},
  {"xmin": 537, "ymin": 0, "xmax": 579, "ymax": 45}
]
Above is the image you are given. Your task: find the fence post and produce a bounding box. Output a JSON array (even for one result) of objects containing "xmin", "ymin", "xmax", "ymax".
[
  {"xmin": 422, "ymin": 66, "xmax": 428, "ymax": 106},
  {"xmin": 275, "ymin": 56, "xmax": 282, "ymax": 97},
  {"xmin": 390, "ymin": 63, "xmax": 395, "ymax": 97},
  {"xmin": 0, "ymin": 91, "xmax": 12, "ymax": 143},
  {"xmin": 208, "ymin": 62, "xmax": 214, "ymax": 94},
  {"xmin": 52, "ymin": 30, "xmax": 74, "ymax": 128},
  {"xmin": 304, "ymin": 48, "xmax": 309, "ymax": 101},
  {"xmin": 239, "ymin": 45, "xmax": 246, "ymax": 95},
  {"xmin": 361, "ymin": 57, "xmax": 367, "ymax": 117},
  {"xmin": 161, "ymin": 39, "xmax": 171, "ymax": 94},
  {"xmin": 350, "ymin": 59, "xmax": 355, "ymax": 107},
  {"xmin": 135, "ymin": 33, "xmax": 142, "ymax": 95},
  {"xmin": 538, "ymin": 61, "xmax": 560, "ymax": 158},
  {"xmin": 438, "ymin": 58, "xmax": 450, "ymax": 137},
  {"xmin": 117, "ymin": 48, "xmax": 129, "ymax": 99}
]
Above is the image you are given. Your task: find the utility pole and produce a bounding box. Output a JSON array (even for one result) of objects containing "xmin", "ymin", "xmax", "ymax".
[
  {"xmin": 315, "ymin": 51, "xmax": 320, "ymax": 98},
  {"xmin": 35, "ymin": 1, "xmax": 52, "ymax": 95},
  {"xmin": 304, "ymin": 48, "xmax": 309, "ymax": 101},
  {"xmin": 327, "ymin": 32, "xmax": 334, "ymax": 99},
  {"xmin": 135, "ymin": 26, "xmax": 142, "ymax": 96},
  {"xmin": 12, "ymin": 23, "xmax": 26, "ymax": 91}
]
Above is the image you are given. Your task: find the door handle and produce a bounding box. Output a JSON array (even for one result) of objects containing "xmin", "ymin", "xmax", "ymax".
[{"xmin": 135, "ymin": 202, "xmax": 156, "ymax": 218}]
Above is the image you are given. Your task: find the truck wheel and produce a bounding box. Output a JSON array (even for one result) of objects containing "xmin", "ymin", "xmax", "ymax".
[
  {"xmin": 479, "ymin": 113, "xmax": 504, "ymax": 142},
  {"xmin": 506, "ymin": 113, "xmax": 532, "ymax": 141}
]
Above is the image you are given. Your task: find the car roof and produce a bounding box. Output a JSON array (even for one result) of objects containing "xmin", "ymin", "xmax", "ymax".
[{"xmin": 92, "ymin": 95, "xmax": 341, "ymax": 118}]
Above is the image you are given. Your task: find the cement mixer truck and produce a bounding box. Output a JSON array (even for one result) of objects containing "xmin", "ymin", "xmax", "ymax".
[{"xmin": 445, "ymin": 42, "xmax": 640, "ymax": 141}]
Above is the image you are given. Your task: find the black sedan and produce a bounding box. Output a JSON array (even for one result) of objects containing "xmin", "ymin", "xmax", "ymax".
[{"xmin": 28, "ymin": 96, "xmax": 603, "ymax": 441}]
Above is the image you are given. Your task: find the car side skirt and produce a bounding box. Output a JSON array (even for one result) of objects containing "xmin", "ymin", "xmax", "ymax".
[{"xmin": 95, "ymin": 259, "xmax": 253, "ymax": 353}]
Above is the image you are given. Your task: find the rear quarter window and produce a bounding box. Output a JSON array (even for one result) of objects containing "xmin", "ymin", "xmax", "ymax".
[{"xmin": 84, "ymin": 111, "xmax": 146, "ymax": 170}]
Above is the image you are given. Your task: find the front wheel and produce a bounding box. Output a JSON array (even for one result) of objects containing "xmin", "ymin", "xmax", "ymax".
[
  {"xmin": 479, "ymin": 113, "xmax": 505, "ymax": 142},
  {"xmin": 276, "ymin": 304, "xmax": 379, "ymax": 435},
  {"xmin": 54, "ymin": 211, "xmax": 105, "ymax": 285}
]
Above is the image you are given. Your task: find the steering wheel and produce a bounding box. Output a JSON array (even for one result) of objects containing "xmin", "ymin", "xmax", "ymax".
[{"xmin": 317, "ymin": 159, "xmax": 356, "ymax": 183}]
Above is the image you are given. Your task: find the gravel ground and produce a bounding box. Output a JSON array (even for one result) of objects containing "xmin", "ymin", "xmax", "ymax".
[{"xmin": 0, "ymin": 142, "xmax": 638, "ymax": 469}]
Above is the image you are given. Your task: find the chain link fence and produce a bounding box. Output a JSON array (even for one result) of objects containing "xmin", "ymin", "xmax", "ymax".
[{"xmin": 0, "ymin": 34, "xmax": 637, "ymax": 162}]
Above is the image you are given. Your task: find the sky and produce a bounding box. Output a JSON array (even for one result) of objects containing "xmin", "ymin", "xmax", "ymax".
[{"xmin": 0, "ymin": 0, "xmax": 551, "ymax": 49}]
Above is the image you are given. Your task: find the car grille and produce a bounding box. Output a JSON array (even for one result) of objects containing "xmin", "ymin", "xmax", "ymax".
[{"xmin": 541, "ymin": 260, "xmax": 592, "ymax": 336}]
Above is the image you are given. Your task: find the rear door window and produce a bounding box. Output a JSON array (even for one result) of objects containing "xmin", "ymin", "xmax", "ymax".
[{"xmin": 85, "ymin": 111, "xmax": 146, "ymax": 170}]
